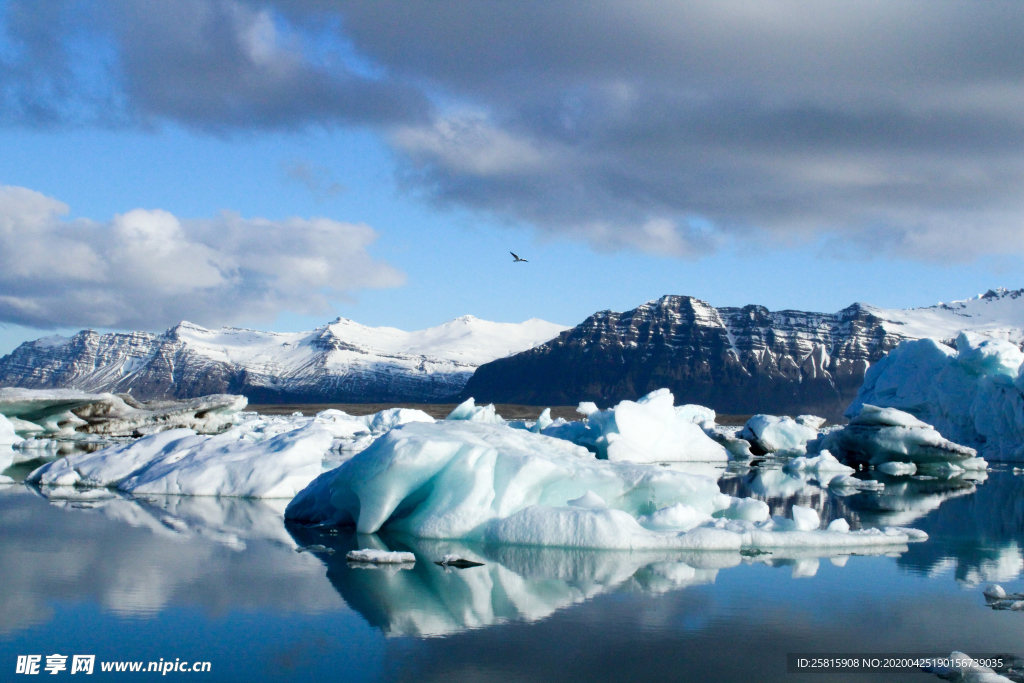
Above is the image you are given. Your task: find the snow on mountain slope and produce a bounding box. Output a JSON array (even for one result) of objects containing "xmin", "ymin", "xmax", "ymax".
[
  {"xmin": 0, "ymin": 317, "xmax": 567, "ymax": 403},
  {"xmin": 870, "ymin": 288, "xmax": 1024, "ymax": 344}
]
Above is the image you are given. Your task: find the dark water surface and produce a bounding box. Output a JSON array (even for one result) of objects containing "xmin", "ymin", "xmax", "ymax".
[{"xmin": 0, "ymin": 465, "xmax": 1022, "ymax": 682}]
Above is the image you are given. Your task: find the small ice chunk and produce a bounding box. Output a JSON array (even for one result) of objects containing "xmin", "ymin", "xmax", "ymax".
[
  {"xmin": 826, "ymin": 518, "xmax": 850, "ymax": 533},
  {"xmin": 576, "ymin": 402, "xmax": 600, "ymax": 417},
  {"xmin": 791, "ymin": 505, "xmax": 820, "ymax": 531},
  {"xmin": 445, "ymin": 398, "xmax": 504, "ymax": 424},
  {"xmin": 530, "ymin": 408, "xmax": 554, "ymax": 433},
  {"xmin": 346, "ymin": 549, "xmax": 416, "ymax": 564},
  {"xmin": 960, "ymin": 457, "xmax": 989, "ymax": 471},
  {"xmin": 296, "ymin": 544, "xmax": 335, "ymax": 554},
  {"xmin": 568, "ymin": 491, "xmax": 607, "ymax": 509},
  {"xmin": 983, "ymin": 584, "xmax": 1006, "ymax": 599},
  {"xmin": 436, "ymin": 554, "xmax": 485, "ymax": 568},
  {"xmin": 740, "ymin": 415, "xmax": 819, "ymax": 453},
  {"xmin": 878, "ymin": 461, "xmax": 917, "ymax": 476},
  {"xmin": 714, "ymin": 497, "xmax": 770, "ymax": 522}
]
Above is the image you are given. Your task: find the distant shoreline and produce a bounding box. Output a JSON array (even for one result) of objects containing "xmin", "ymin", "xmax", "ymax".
[{"xmin": 249, "ymin": 402, "xmax": 753, "ymax": 426}]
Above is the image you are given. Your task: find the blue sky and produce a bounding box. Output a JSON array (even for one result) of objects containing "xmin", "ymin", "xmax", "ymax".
[{"xmin": 2, "ymin": 2, "xmax": 1022, "ymax": 354}]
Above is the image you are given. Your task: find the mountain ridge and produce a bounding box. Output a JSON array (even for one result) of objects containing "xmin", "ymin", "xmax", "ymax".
[
  {"xmin": 459, "ymin": 288, "xmax": 1024, "ymax": 420},
  {"xmin": 0, "ymin": 316, "xmax": 568, "ymax": 403}
]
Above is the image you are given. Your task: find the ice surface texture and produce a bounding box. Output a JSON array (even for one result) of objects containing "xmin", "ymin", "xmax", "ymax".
[
  {"xmin": 850, "ymin": 332, "xmax": 1024, "ymax": 461},
  {"xmin": 286, "ymin": 421, "xmax": 923, "ymax": 550},
  {"xmin": 740, "ymin": 414, "xmax": 822, "ymax": 454}
]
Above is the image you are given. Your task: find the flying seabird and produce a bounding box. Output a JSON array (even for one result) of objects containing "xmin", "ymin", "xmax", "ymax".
[{"xmin": 510, "ymin": 252, "xmax": 528, "ymax": 262}]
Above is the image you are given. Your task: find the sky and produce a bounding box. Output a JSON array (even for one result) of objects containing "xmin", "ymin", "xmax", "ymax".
[{"xmin": 1, "ymin": 0, "xmax": 1023, "ymax": 354}]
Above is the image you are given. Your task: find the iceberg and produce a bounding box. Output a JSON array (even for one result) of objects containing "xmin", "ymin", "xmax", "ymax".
[
  {"xmin": 544, "ymin": 389, "xmax": 728, "ymax": 463},
  {"xmin": 812, "ymin": 404, "xmax": 979, "ymax": 467},
  {"xmin": 850, "ymin": 333, "xmax": 1024, "ymax": 461},
  {"xmin": 285, "ymin": 421, "xmax": 923, "ymax": 551},
  {"xmin": 0, "ymin": 414, "xmax": 23, "ymax": 446},
  {"xmin": 739, "ymin": 415, "xmax": 821, "ymax": 454},
  {"xmin": 783, "ymin": 451, "xmax": 855, "ymax": 477},
  {"xmin": 446, "ymin": 397, "xmax": 505, "ymax": 424},
  {"xmin": 27, "ymin": 423, "xmax": 333, "ymax": 498},
  {"xmin": 877, "ymin": 461, "xmax": 917, "ymax": 476},
  {"xmin": 0, "ymin": 388, "xmax": 246, "ymax": 438}
]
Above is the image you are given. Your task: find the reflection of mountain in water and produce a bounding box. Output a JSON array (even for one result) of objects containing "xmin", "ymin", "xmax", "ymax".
[
  {"xmin": 869, "ymin": 470, "xmax": 1024, "ymax": 586},
  {"xmin": 718, "ymin": 467, "xmax": 857, "ymax": 526}
]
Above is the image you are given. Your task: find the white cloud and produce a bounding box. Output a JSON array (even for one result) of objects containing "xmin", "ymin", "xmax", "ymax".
[{"xmin": 0, "ymin": 185, "xmax": 405, "ymax": 329}]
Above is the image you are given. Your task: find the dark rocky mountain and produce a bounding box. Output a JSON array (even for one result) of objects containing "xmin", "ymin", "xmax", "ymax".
[{"xmin": 459, "ymin": 291, "xmax": 1024, "ymax": 421}]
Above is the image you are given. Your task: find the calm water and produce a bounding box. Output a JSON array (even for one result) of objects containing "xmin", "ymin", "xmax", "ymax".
[{"xmin": 1, "ymin": 462, "xmax": 1022, "ymax": 682}]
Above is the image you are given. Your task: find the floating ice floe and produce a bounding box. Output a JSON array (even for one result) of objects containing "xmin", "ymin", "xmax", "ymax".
[
  {"xmin": 850, "ymin": 333, "xmax": 1024, "ymax": 462},
  {"xmin": 739, "ymin": 414, "xmax": 823, "ymax": 455},
  {"xmin": 28, "ymin": 424, "xmax": 333, "ymax": 498},
  {"xmin": 346, "ymin": 549, "xmax": 416, "ymax": 564},
  {"xmin": 286, "ymin": 421, "xmax": 924, "ymax": 551},
  {"xmin": 784, "ymin": 450, "xmax": 855, "ymax": 477},
  {"xmin": 983, "ymin": 584, "xmax": 1024, "ymax": 612},
  {"xmin": 0, "ymin": 387, "xmax": 247, "ymax": 439},
  {"xmin": 541, "ymin": 389, "xmax": 728, "ymax": 463},
  {"xmin": 811, "ymin": 404, "xmax": 981, "ymax": 468}
]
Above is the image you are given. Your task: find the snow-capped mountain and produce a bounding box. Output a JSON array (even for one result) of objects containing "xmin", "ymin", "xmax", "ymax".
[
  {"xmin": 0, "ymin": 316, "xmax": 567, "ymax": 403},
  {"xmin": 460, "ymin": 288, "xmax": 1024, "ymax": 420}
]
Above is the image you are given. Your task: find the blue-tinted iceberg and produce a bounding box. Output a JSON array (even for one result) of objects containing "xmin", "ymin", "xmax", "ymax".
[
  {"xmin": 285, "ymin": 421, "xmax": 924, "ymax": 551},
  {"xmin": 850, "ymin": 333, "xmax": 1024, "ymax": 461},
  {"xmin": 814, "ymin": 404, "xmax": 980, "ymax": 467}
]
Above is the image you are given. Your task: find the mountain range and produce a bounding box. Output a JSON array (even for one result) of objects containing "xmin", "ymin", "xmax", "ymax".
[
  {"xmin": 460, "ymin": 288, "xmax": 1024, "ymax": 420},
  {"xmin": 0, "ymin": 316, "xmax": 567, "ymax": 403},
  {"xmin": 2, "ymin": 289, "xmax": 1022, "ymax": 418}
]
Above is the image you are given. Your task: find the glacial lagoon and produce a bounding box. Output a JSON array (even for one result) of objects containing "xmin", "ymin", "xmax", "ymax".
[{"xmin": 1, "ymin": 462, "xmax": 1021, "ymax": 682}]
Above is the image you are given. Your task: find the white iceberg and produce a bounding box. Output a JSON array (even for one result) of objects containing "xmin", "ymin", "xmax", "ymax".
[
  {"xmin": 285, "ymin": 421, "xmax": 923, "ymax": 551},
  {"xmin": 27, "ymin": 423, "xmax": 333, "ymax": 498},
  {"xmin": 549, "ymin": 389, "xmax": 728, "ymax": 463},
  {"xmin": 346, "ymin": 549, "xmax": 416, "ymax": 564},
  {"xmin": 0, "ymin": 414, "xmax": 23, "ymax": 446},
  {"xmin": 740, "ymin": 414, "xmax": 820, "ymax": 454},
  {"xmin": 850, "ymin": 333, "xmax": 1024, "ymax": 461},
  {"xmin": 813, "ymin": 404, "xmax": 979, "ymax": 466}
]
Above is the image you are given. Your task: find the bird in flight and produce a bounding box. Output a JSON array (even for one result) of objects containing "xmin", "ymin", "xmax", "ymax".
[{"xmin": 510, "ymin": 252, "xmax": 528, "ymax": 262}]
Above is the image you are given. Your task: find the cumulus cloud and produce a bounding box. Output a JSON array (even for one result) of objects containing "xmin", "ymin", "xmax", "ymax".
[
  {"xmin": 5, "ymin": 1, "xmax": 1024, "ymax": 259},
  {"xmin": 0, "ymin": 185, "xmax": 405, "ymax": 330}
]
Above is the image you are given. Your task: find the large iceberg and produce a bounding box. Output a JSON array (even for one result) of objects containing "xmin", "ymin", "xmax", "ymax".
[
  {"xmin": 812, "ymin": 404, "xmax": 980, "ymax": 467},
  {"xmin": 0, "ymin": 388, "xmax": 246, "ymax": 438},
  {"xmin": 286, "ymin": 421, "xmax": 923, "ymax": 551},
  {"xmin": 544, "ymin": 389, "xmax": 729, "ymax": 463},
  {"xmin": 849, "ymin": 333, "xmax": 1024, "ymax": 461}
]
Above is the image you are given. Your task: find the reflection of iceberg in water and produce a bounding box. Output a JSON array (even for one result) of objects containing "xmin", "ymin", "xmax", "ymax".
[
  {"xmin": 0, "ymin": 486, "xmax": 343, "ymax": 634},
  {"xmin": 292, "ymin": 529, "xmax": 907, "ymax": 638},
  {"xmin": 873, "ymin": 470, "xmax": 1024, "ymax": 586}
]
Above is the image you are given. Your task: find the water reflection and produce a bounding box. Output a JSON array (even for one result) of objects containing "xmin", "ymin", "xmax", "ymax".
[
  {"xmin": 0, "ymin": 464, "xmax": 1020, "ymax": 643},
  {"xmin": 0, "ymin": 486, "xmax": 343, "ymax": 635}
]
